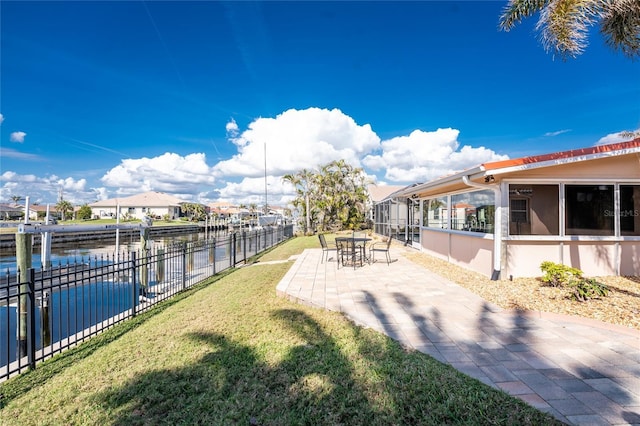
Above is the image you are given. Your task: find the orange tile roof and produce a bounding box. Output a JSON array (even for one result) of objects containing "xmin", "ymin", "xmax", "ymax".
[{"xmin": 483, "ymin": 138, "xmax": 640, "ymax": 171}]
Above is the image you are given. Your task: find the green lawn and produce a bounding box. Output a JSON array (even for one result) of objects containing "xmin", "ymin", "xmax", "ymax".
[{"xmin": 0, "ymin": 236, "xmax": 562, "ymax": 425}]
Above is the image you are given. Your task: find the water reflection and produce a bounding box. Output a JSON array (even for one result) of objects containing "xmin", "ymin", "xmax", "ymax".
[{"xmin": 0, "ymin": 231, "xmax": 220, "ymax": 274}]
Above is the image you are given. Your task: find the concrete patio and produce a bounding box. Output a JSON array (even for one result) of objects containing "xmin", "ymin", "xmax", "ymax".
[{"xmin": 275, "ymin": 245, "xmax": 640, "ymax": 425}]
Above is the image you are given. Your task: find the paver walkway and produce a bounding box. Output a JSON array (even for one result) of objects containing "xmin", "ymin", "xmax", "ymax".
[{"xmin": 275, "ymin": 246, "xmax": 640, "ymax": 425}]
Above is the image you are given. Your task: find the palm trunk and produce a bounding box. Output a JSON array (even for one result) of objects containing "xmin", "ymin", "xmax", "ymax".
[{"xmin": 305, "ymin": 193, "xmax": 311, "ymax": 233}]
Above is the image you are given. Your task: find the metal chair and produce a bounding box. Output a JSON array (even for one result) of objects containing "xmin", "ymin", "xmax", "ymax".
[
  {"xmin": 318, "ymin": 234, "xmax": 332, "ymax": 263},
  {"xmin": 352, "ymin": 231, "xmax": 367, "ymax": 247},
  {"xmin": 335, "ymin": 237, "xmax": 364, "ymax": 269},
  {"xmin": 335, "ymin": 237, "xmax": 347, "ymax": 268},
  {"xmin": 369, "ymin": 237, "xmax": 392, "ymax": 265}
]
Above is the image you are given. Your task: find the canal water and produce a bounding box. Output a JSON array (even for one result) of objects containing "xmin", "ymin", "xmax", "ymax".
[{"xmin": 0, "ymin": 230, "xmax": 211, "ymax": 274}]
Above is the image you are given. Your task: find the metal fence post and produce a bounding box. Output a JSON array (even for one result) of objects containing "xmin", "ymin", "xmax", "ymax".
[
  {"xmin": 157, "ymin": 248, "xmax": 165, "ymax": 284},
  {"xmin": 182, "ymin": 242, "xmax": 187, "ymax": 290},
  {"xmin": 231, "ymin": 233, "xmax": 236, "ymax": 267},
  {"xmin": 212, "ymin": 237, "xmax": 216, "ymax": 275},
  {"xmin": 131, "ymin": 252, "xmax": 137, "ymax": 317},
  {"xmin": 242, "ymin": 231, "xmax": 247, "ymax": 263},
  {"xmin": 27, "ymin": 268, "xmax": 36, "ymax": 370},
  {"xmin": 264, "ymin": 228, "xmax": 268, "ymax": 251},
  {"xmin": 42, "ymin": 290, "xmax": 51, "ymax": 348}
]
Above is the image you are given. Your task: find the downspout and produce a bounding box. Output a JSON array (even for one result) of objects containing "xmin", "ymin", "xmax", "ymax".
[{"xmin": 462, "ymin": 175, "xmax": 502, "ymax": 280}]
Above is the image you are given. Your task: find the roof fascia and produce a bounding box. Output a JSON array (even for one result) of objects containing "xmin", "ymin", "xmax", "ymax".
[
  {"xmin": 485, "ymin": 145, "xmax": 640, "ymax": 176},
  {"xmin": 393, "ymin": 142, "xmax": 640, "ymax": 200},
  {"xmin": 396, "ymin": 166, "xmax": 485, "ymax": 198}
]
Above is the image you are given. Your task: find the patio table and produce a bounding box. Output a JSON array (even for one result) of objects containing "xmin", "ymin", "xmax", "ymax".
[{"xmin": 335, "ymin": 236, "xmax": 371, "ymax": 268}]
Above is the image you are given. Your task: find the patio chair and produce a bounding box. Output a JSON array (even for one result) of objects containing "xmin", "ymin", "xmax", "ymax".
[
  {"xmin": 369, "ymin": 237, "xmax": 392, "ymax": 265},
  {"xmin": 318, "ymin": 234, "xmax": 332, "ymax": 263},
  {"xmin": 353, "ymin": 231, "xmax": 367, "ymax": 239}
]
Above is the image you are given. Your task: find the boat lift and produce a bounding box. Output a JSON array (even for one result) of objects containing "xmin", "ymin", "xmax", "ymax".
[
  {"xmin": 16, "ymin": 197, "xmax": 151, "ymax": 270},
  {"xmin": 18, "ymin": 222, "xmax": 148, "ymax": 265}
]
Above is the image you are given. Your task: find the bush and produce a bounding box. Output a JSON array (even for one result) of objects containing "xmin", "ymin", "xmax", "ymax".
[
  {"xmin": 539, "ymin": 261, "xmax": 609, "ymax": 302},
  {"xmin": 567, "ymin": 278, "xmax": 610, "ymax": 302},
  {"xmin": 77, "ymin": 204, "xmax": 93, "ymax": 220},
  {"xmin": 540, "ymin": 261, "xmax": 582, "ymax": 287}
]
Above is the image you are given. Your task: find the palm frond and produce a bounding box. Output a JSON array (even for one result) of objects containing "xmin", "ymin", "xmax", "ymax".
[
  {"xmin": 600, "ymin": 0, "xmax": 640, "ymax": 58},
  {"xmin": 538, "ymin": 0, "xmax": 604, "ymax": 59},
  {"xmin": 499, "ymin": 0, "xmax": 552, "ymax": 30},
  {"xmin": 619, "ymin": 130, "xmax": 640, "ymax": 139}
]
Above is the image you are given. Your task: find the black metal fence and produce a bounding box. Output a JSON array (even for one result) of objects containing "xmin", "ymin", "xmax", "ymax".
[{"xmin": 0, "ymin": 225, "xmax": 293, "ymax": 382}]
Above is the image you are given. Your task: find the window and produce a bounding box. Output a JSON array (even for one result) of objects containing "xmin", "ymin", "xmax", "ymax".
[
  {"xmin": 423, "ymin": 197, "xmax": 448, "ymax": 228},
  {"xmin": 450, "ymin": 189, "xmax": 494, "ymax": 233},
  {"xmin": 508, "ymin": 184, "xmax": 559, "ymax": 235},
  {"xmin": 565, "ymin": 185, "xmax": 614, "ymax": 236},
  {"xmin": 510, "ymin": 199, "xmax": 528, "ymax": 223},
  {"xmin": 620, "ymin": 185, "xmax": 640, "ymax": 236}
]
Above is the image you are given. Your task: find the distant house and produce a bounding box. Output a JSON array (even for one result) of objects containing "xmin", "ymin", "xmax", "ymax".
[
  {"xmin": 208, "ymin": 202, "xmax": 236, "ymax": 218},
  {"xmin": 90, "ymin": 191, "xmax": 184, "ymax": 220},
  {"xmin": 30, "ymin": 204, "xmax": 60, "ymax": 221},
  {"xmin": 0, "ymin": 204, "xmax": 24, "ymax": 221},
  {"xmin": 374, "ymin": 138, "xmax": 640, "ymax": 278},
  {"xmin": 0, "ymin": 203, "xmax": 43, "ymax": 221}
]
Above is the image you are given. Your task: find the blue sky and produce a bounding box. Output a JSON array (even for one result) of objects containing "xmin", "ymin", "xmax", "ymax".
[{"xmin": 1, "ymin": 1, "xmax": 638, "ymax": 207}]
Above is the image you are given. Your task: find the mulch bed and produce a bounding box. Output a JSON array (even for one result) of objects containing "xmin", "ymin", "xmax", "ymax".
[{"xmin": 403, "ymin": 251, "xmax": 640, "ymax": 331}]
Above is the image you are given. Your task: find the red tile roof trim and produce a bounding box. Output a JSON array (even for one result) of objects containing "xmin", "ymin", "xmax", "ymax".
[{"xmin": 482, "ymin": 138, "xmax": 640, "ymax": 171}]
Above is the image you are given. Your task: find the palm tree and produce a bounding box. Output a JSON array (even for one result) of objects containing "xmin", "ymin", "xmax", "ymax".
[
  {"xmin": 499, "ymin": 0, "xmax": 640, "ymax": 59},
  {"xmin": 283, "ymin": 169, "xmax": 315, "ymax": 234},
  {"xmin": 284, "ymin": 161, "xmax": 370, "ymax": 233},
  {"xmin": 10, "ymin": 195, "xmax": 23, "ymax": 204},
  {"xmin": 317, "ymin": 159, "xmax": 371, "ymax": 231},
  {"xmin": 182, "ymin": 203, "xmax": 206, "ymax": 221},
  {"xmin": 56, "ymin": 200, "xmax": 74, "ymax": 221}
]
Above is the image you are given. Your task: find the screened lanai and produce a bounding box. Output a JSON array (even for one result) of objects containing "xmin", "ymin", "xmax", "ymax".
[{"xmin": 372, "ymin": 139, "xmax": 640, "ymax": 278}]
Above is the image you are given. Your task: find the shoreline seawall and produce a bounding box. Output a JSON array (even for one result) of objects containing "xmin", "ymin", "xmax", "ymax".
[{"xmin": 0, "ymin": 224, "xmax": 227, "ymax": 249}]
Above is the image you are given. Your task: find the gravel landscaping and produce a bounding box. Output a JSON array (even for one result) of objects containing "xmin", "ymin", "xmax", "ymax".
[{"xmin": 402, "ymin": 250, "xmax": 640, "ymax": 331}]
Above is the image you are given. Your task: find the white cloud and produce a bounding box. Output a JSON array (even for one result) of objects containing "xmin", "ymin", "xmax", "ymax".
[
  {"xmin": 3, "ymin": 108, "xmax": 513, "ymax": 207},
  {"xmin": 0, "ymin": 147, "xmax": 42, "ymax": 161},
  {"xmin": 0, "ymin": 113, "xmax": 4, "ymax": 125},
  {"xmin": 10, "ymin": 131, "xmax": 26, "ymax": 143},
  {"xmin": 1, "ymin": 171, "xmax": 37, "ymax": 183},
  {"xmin": 217, "ymin": 175, "xmax": 290, "ymax": 207},
  {"xmin": 93, "ymin": 187, "xmax": 110, "ymax": 200},
  {"xmin": 214, "ymin": 107, "xmax": 381, "ymax": 178},
  {"xmin": 57, "ymin": 176, "xmax": 87, "ymax": 191},
  {"xmin": 101, "ymin": 152, "xmax": 216, "ymax": 199},
  {"xmin": 226, "ymin": 118, "xmax": 239, "ymax": 137},
  {"xmin": 0, "ymin": 171, "xmax": 96, "ymax": 205},
  {"xmin": 362, "ymin": 128, "xmax": 508, "ymax": 183},
  {"xmin": 544, "ymin": 129, "xmax": 571, "ymax": 137},
  {"xmin": 596, "ymin": 129, "xmax": 639, "ymax": 145}
]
